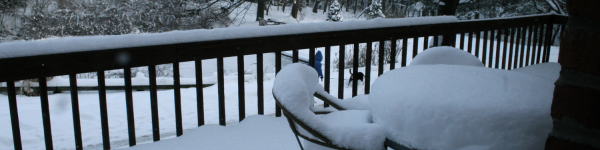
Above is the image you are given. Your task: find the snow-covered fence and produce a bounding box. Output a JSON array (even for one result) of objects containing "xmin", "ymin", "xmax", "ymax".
[{"xmin": 0, "ymin": 14, "xmax": 567, "ymax": 150}]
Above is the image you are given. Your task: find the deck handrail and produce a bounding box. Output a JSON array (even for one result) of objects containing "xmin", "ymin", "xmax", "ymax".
[{"xmin": 0, "ymin": 14, "xmax": 567, "ymax": 150}]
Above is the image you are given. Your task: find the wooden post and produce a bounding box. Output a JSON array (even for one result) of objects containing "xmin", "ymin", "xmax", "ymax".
[
  {"xmin": 439, "ymin": 0, "xmax": 458, "ymax": 46},
  {"xmin": 545, "ymin": 1, "xmax": 600, "ymax": 150}
]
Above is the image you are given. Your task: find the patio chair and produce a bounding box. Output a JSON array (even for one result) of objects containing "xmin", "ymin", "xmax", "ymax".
[
  {"xmin": 313, "ymin": 85, "xmax": 370, "ymax": 111},
  {"xmin": 273, "ymin": 63, "xmax": 386, "ymax": 150}
]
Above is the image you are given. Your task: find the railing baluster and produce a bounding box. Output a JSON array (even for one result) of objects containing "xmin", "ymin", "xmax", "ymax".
[
  {"xmin": 535, "ymin": 24, "xmax": 545, "ymax": 64},
  {"xmin": 174, "ymin": 61, "xmax": 183, "ymax": 136},
  {"xmin": 433, "ymin": 35, "xmax": 439, "ymax": 47},
  {"xmin": 488, "ymin": 30, "xmax": 495, "ymax": 68},
  {"xmin": 460, "ymin": 33, "xmax": 465, "ymax": 50},
  {"xmin": 543, "ymin": 23, "xmax": 553, "ymax": 63},
  {"xmin": 481, "ymin": 31, "xmax": 488, "ymax": 62},
  {"xmin": 475, "ymin": 31, "xmax": 481, "ymax": 58},
  {"xmin": 237, "ymin": 54, "xmax": 245, "ymax": 122},
  {"xmin": 365, "ymin": 42, "xmax": 372, "ymax": 94},
  {"xmin": 39, "ymin": 77, "xmax": 54, "ymax": 150},
  {"xmin": 8, "ymin": 81, "xmax": 22, "ymax": 150},
  {"xmin": 514, "ymin": 27, "xmax": 523, "ymax": 69},
  {"xmin": 519, "ymin": 27, "xmax": 527, "ymax": 68},
  {"xmin": 195, "ymin": 58, "xmax": 205, "ymax": 125},
  {"xmin": 378, "ymin": 41, "xmax": 384, "ymax": 76},
  {"xmin": 122, "ymin": 69, "xmax": 136, "ymax": 146},
  {"xmin": 309, "ymin": 47, "xmax": 316, "ymax": 67},
  {"xmin": 531, "ymin": 25, "xmax": 539, "ymax": 65},
  {"xmin": 524, "ymin": 26, "xmax": 533, "ymax": 67},
  {"xmin": 467, "ymin": 32, "xmax": 473, "ymax": 53},
  {"xmin": 275, "ymin": 52, "xmax": 281, "ymax": 117},
  {"xmin": 401, "ymin": 38, "xmax": 408, "ymax": 67},
  {"xmin": 508, "ymin": 28, "xmax": 516, "ymax": 70},
  {"xmin": 69, "ymin": 74, "xmax": 84, "ymax": 150},
  {"xmin": 256, "ymin": 54, "xmax": 265, "ymax": 114},
  {"xmin": 338, "ymin": 44, "xmax": 345, "ymax": 99},
  {"xmin": 423, "ymin": 36, "xmax": 429, "ymax": 50},
  {"xmin": 217, "ymin": 58, "xmax": 227, "ymax": 123},
  {"xmin": 293, "ymin": 49, "xmax": 298, "ymax": 63},
  {"xmin": 451, "ymin": 34, "xmax": 457, "ymax": 47},
  {"xmin": 501, "ymin": 28, "xmax": 509, "ymax": 69},
  {"xmin": 390, "ymin": 39, "xmax": 397, "ymax": 70},
  {"xmin": 352, "ymin": 43, "xmax": 359, "ymax": 97},
  {"xmin": 560, "ymin": 24, "xmax": 566, "ymax": 38},
  {"xmin": 148, "ymin": 65, "xmax": 160, "ymax": 140},
  {"xmin": 96, "ymin": 71, "xmax": 110, "ymax": 148},
  {"xmin": 324, "ymin": 47, "xmax": 331, "ymax": 107},
  {"xmin": 413, "ymin": 37, "xmax": 419, "ymax": 58},
  {"xmin": 495, "ymin": 29, "xmax": 502, "ymax": 69}
]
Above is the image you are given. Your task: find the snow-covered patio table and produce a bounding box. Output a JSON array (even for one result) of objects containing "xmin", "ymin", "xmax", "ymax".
[{"xmin": 369, "ymin": 64, "xmax": 558, "ymax": 150}]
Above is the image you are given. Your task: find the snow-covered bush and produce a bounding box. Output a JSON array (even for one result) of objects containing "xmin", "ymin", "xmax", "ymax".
[
  {"xmin": 327, "ymin": 0, "xmax": 342, "ymax": 22},
  {"xmin": 363, "ymin": 0, "xmax": 385, "ymax": 20}
]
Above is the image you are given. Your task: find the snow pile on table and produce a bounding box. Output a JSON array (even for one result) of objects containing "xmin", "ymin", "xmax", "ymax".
[
  {"xmin": 512, "ymin": 62, "xmax": 561, "ymax": 81},
  {"xmin": 410, "ymin": 46, "xmax": 484, "ymax": 67},
  {"xmin": 122, "ymin": 115, "xmax": 299, "ymax": 150},
  {"xmin": 0, "ymin": 16, "xmax": 456, "ymax": 59},
  {"xmin": 369, "ymin": 65, "xmax": 554, "ymax": 150},
  {"xmin": 273, "ymin": 63, "xmax": 385, "ymax": 150}
]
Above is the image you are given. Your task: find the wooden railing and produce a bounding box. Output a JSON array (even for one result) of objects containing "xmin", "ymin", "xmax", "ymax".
[{"xmin": 0, "ymin": 14, "xmax": 567, "ymax": 150}]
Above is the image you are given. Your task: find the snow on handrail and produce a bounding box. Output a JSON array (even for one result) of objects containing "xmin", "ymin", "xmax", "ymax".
[{"xmin": 0, "ymin": 16, "xmax": 457, "ymax": 59}]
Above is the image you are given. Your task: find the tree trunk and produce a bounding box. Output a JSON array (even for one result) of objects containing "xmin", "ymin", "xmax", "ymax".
[
  {"xmin": 353, "ymin": 0, "xmax": 357, "ymax": 14},
  {"xmin": 545, "ymin": 1, "xmax": 600, "ymax": 149},
  {"xmin": 283, "ymin": 0, "xmax": 286, "ymax": 12},
  {"xmin": 382, "ymin": 0, "xmax": 386, "ymax": 14},
  {"xmin": 292, "ymin": 0, "xmax": 299, "ymax": 18},
  {"xmin": 313, "ymin": 0, "xmax": 320, "ymax": 13},
  {"xmin": 257, "ymin": 0, "xmax": 265, "ymax": 21},
  {"xmin": 323, "ymin": 0, "xmax": 329, "ymax": 13}
]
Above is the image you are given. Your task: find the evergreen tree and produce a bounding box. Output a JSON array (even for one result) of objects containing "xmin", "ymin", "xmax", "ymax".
[
  {"xmin": 327, "ymin": 0, "xmax": 343, "ymax": 21},
  {"xmin": 364, "ymin": 0, "xmax": 385, "ymax": 19}
]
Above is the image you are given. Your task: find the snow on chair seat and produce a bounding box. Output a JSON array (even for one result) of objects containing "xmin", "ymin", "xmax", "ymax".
[
  {"xmin": 410, "ymin": 46, "xmax": 484, "ymax": 67},
  {"xmin": 273, "ymin": 63, "xmax": 386, "ymax": 150}
]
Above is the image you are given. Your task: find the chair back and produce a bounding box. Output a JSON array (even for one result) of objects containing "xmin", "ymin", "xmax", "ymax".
[{"xmin": 273, "ymin": 63, "xmax": 349, "ymax": 149}]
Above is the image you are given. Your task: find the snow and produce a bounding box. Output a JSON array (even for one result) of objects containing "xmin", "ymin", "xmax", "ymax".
[
  {"xmin": 512, "ymin": 62, "xmax": 561, "ymax": 81},
  {"xmin": 0, "ymin": 2, "xmax": 565, "ymax": 149},
  {"xmin": 0, "ymin": 16, "xmax": 457, "ymax": 59},
  {"xmin": 273, "ymin": 63, "xmax": 385, "ymax": 150},
  {"xmin": 315, "ymin": 85, "xmax": 370, "ymax": 110},
  {"xmin": 369, "ymin": 65, "xmax": 555, "ymax": 150},
  {"xmin": 0, "ymin": 72, "xmax": 279, "ymax": 150},
  {"xmin": 410, "ymin": 46, "xmax": 484, "ymax": 67},
  {"xmin": 121, "ymin": 115, "xmax": 299, "ymax": 150}
]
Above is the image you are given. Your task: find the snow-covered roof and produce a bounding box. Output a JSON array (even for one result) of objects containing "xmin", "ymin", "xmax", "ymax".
[{"xmin": 0, "ymin": 16, "xmax": 457, "ymax": 59}]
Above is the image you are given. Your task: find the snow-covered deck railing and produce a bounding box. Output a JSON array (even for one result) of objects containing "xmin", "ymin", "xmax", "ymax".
[{"xmin": 0, "ymin": 14, "xmax": 566, "ymax": 150}]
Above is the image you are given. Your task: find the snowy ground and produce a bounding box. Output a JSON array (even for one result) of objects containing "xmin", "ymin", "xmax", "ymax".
[{"xmin": 0, "ymin": 3, "xmax": 562, "ymax": 150}]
